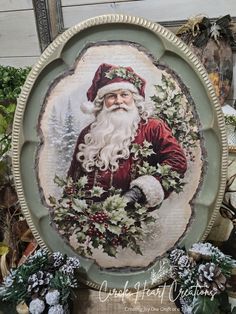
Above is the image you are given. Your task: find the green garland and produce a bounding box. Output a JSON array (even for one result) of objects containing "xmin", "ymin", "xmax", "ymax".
[
  {"xmin": 169, "ymin": 243, "xmax": 236, "ymax": 314},
  {"xmin": 0, "ymin": 249, "xmax": 80, "ymax": 312},
  {"xmin": 0, "ymin": 65, "xmax": 31, "ymax": 158}
]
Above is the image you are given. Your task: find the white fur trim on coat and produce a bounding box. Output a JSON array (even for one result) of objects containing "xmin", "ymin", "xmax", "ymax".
[
  {"xmin": 97, "ymin": 82, "xmax": 139, "ymax": 98},
  {"xmin": 130, "ymin": 175, "xmax": 164, "ymax": 207}
]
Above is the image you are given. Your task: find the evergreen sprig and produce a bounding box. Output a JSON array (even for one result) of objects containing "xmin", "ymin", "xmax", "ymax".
[
  {"xmin": 169, "ymin": 242, "xmax": 236, "ymax": 314},
  {"xmin": 0, "ymin": 66, "xmax": 31, "ymax": 158},
  {"xmin": 0, "ymin": 249, "xmax": 80, "ymax": 311}
]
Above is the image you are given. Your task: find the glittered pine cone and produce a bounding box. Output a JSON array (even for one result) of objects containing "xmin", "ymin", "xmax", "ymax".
[
  {"xmin": 197, "ymin": 262, "xmax": 227, "ymax": 296},
  {"xmin": 177, "ymin": 254, "xmax": 196, "ymax": 272},
  {"xmin": 169, "ymin": 249, "xmax": 185, "ymax": 265},
  {"xmin": 27, "ymin": 270, "xmax": 53, "ymax": 296}
]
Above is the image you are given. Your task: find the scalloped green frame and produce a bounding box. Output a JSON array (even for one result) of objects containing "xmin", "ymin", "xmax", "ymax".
[{"xmin": 12, "ymin": 14, "xmax": 228, "ymax": 290}]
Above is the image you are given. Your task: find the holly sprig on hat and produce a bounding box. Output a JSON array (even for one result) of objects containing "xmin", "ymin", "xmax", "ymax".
[{"xmin": 105, "ymin": 67, "xmax": 143, "ymax": 89}]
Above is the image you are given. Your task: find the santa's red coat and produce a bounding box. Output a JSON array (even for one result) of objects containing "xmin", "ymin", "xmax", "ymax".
[{"xmin": 68, "ymin": 118, "xmax": 187, "ymax": 201}]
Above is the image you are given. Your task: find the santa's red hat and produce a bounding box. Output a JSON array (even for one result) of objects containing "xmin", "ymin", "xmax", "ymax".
[{"xmin": 87, "ymin": 63, "xmax": 146, "ymax": 101}]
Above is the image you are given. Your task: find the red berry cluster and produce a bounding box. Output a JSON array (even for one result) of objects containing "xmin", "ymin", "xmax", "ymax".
[
  {"xmin": 111, "ymin": 236, "xmax": 122, "ymax": 247},
  {"xmin": 89, "ymin": 211, "xmax": 108, "ymax": 224},
  {"xmin": 84, "ymin": 211, "xmax": 109, "ymax": 240},
  {"xmin": 66, "ymin": 200, "xmax": 73, "ymax": 208},
  {"xmin": 64, "ymin": 186, "xmax": 75, "ymax": 195},
  {"xmin": 86, "ymin": 224, "xmax": 104, "ymax": 239}
]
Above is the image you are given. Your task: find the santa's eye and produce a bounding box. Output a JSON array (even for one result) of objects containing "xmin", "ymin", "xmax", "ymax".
[
  {"xmin": 105, "ymin": 94, "xmax": 116, "ymax": 100},
  {"xmin": 121, "ymin": 92, "xmax": 129, "ymax": 97}
]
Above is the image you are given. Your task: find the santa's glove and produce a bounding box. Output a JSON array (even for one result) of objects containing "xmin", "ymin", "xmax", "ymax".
[{"xmin": 123, "ymin": 186, "xmax": 146, "ymax": 206}]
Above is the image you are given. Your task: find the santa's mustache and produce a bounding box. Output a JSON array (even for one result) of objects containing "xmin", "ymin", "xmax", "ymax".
[{"xmin": 106, "ymin": 104, "xmax": 132, "ymax": 112}]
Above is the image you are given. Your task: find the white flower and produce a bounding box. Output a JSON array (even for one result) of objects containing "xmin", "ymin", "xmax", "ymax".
[
  {"xmin": 48, "ymin": 304, "xmax": 65, "ymax": 314},
  {"xmin": 29, "ymin": 298, "xmax": 45, "ymax": 314},
  {"xmin": 45, "ymin": 289, "xmax": 60, "ymax": 305}
]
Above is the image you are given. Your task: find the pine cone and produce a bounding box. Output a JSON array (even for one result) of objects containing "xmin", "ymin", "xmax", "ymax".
[
  {"xmin": 27, "ymin": 270, "xmax": 53, "ymax": 296},
  {"xmin": 197, "ymin": 262, "xmax": 227, "ymax": 295},
  {"xmin": 177, "ymin": 255, "xmax": 196, "ymax": 271},
  {"xmin": 169, "ymin": 249, "xmax": 185, "ymax": 265}
]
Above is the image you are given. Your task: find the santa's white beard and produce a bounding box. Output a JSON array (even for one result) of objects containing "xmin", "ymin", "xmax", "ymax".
[{"xmin": 77, "ymin": 102, "xmax": 140, "ymax": 172}]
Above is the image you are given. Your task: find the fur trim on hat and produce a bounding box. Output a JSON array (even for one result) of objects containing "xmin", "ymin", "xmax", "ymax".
[
  {"xmin": 97, "ymin": 82, "xmax": 139, "ymax": 99},
  {"xmin": 130, "ymin": 175, "xmax": 164, "ymax": 207},
  {"xmin": 80, "ymin": 101, "xmax": 95, "ymax": 114}
]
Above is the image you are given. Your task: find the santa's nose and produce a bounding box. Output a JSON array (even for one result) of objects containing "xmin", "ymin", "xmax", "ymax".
[{"xmin": 115, "ymin": 95, "xmax": 123, "ymax": 104}]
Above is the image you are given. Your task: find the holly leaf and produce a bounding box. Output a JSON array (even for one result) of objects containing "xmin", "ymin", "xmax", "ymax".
[
  {"xmin": 48, "ymin": 195, "xmax": 57, "ymax": 205},
  {"xmin": 103, "ymin": 194, "xmax": 127, "ymax": 212},
  {"xmin": 107, "ymin": 224, "xmax": 121, "ymax": 235},
  {"xmin": 94, "ymin": 223, "xmax": 106, "ymax": 233},
  {"xmin": 135, "ymin": 206, "xmax": 146, "ymax": 215},
  {"xmin": 129, "ymin": 238, "xmax": 143, "ymax": 255},
  {"xmin": 73, "ymin": 199, "xmax": 88, "ymax": 212},
  {"xmin": 76, "ymin": 176, "xmax": 88, "ymax": 189},
  {"xmin": 92, "ymin": 238, "xmax": 100, "ymax": 249},
  {"xmin": 154, "ymin": 85, "xmax": 165, "ymax": 93},
  {"xmin": 90, "ymin": 186, "xmax": 105, "ymax": 197},
  {"xmin": 143, "ymin": 216, "xmax": 156, "ymax": 224},
  {"xmin": 54, "ymin": 175, "xmax": 66, "ymax": 187},
  {"xmin": 191, "ymin": 296, "xmax": 220, "ymax": 314},
  {"xmin": 103, "ymin": 245, "xmax": 117, "ymax": 257},
  {"xmin": 86, "ymin": 246, "xmax": 93, "ymax": 256},
  {"xmin": 76, "ymin": 232, "xmax": 86, "ymax": 242}
]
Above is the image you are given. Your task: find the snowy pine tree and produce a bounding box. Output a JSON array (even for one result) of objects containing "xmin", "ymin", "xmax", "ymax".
[
  {"xmin": 48, "ymin": 105, "xmax": 63, "ymax": 151},
  {"xmin": 61, "ymin": 101, "xmax": 77, "ymax": 169}
]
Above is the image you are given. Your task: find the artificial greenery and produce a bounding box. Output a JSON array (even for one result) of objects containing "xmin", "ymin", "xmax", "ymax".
[
  {"xmin": 169, "ymin": 242, "xmax": 236, "ymax": 314},
  {"xmin": 0, "ymin": 65, "xmax": 31, "ymax": 271},
  {"xmin": 0, "ymin": 248, "xmax": 80, "ymax": 313},
  {"xmin": 0, "ymin": 65, "xmax": 31, "ymax": 158}
]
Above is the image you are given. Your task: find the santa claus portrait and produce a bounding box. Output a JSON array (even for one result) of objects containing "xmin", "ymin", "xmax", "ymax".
[{"xmin": 37, "ymin": 43, "xmax": 204, "ymax": 268}]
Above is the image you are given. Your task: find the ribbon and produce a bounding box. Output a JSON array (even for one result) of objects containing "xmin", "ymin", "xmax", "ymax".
[{"xmin": 177, "ymin": 15, "xmax": 235, "ymax": 47}]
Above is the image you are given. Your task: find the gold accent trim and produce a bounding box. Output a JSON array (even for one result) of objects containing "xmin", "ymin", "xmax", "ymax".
[{"xmin": 12, "ymin": 14, "xmax": 228, "ymax": 289}]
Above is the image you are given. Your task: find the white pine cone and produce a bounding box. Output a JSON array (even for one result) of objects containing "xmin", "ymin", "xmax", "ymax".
[
  {"xmin": 169, "ymin": 249, "xmax": 185, "ymax": 265},
  {"xmin": 197, "ymin": 262, "xmax": 227, "ymax": 295}
]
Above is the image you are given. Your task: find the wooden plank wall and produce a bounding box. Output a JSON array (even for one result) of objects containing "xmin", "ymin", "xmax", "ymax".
[
  {"xmin": 0, "ymin": 0, "xmax": 40, "ymax": 67},
  {"xmin": 61, "ymin": 0, "xmax": 236, "ymax": 26},
  {"xmin": 0, "ymin": 0, "xmax": 235, "ymax": 105}
]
